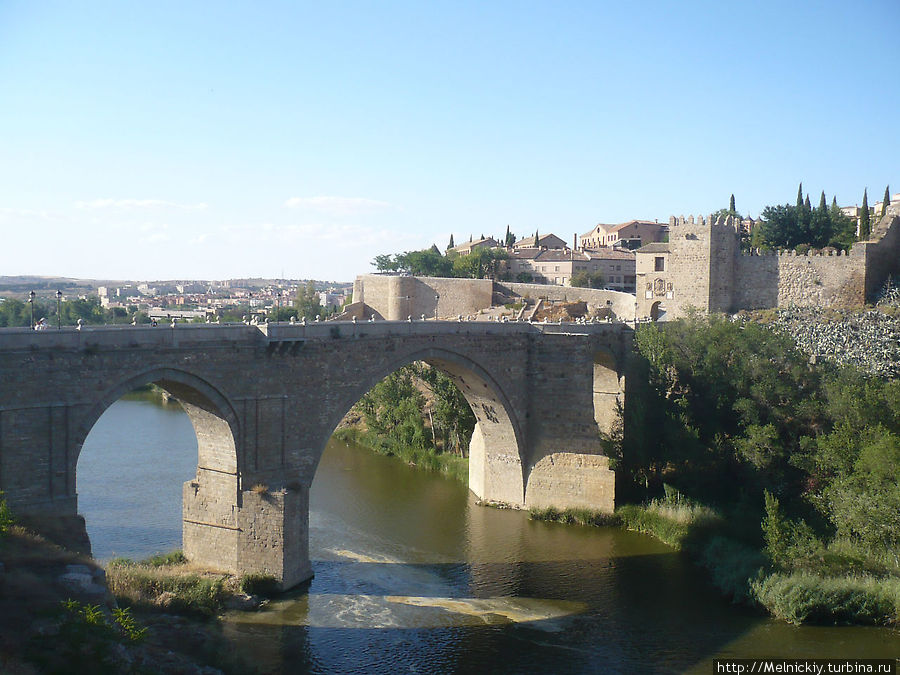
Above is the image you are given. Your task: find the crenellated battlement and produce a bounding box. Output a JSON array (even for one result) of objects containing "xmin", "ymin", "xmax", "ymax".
[
  {"xmin": 740, "ymin": 248, "xmax": 854, "ymax": 258},
  {"xmin": 638, "ymin": 211, "xmax": 899, "ymax": 320}
]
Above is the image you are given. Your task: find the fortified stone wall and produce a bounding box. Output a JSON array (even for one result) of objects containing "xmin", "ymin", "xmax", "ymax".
[
  {"xmin": 353, "ymin": 275, "xmax": 493, "ymax": 320},
  {"xmin": 645, "ymin": 212, "xmax": 900, "ymax": 319},
  {"xmin": 353, "ymin": 275, "xmax": 636, "ymax": 321},
  {"xmin": 733, "ymin": 249, "xmax": 867, "ymax": 309}
]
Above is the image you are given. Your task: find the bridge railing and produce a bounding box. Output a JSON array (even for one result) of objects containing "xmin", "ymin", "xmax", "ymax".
[{"xmin": 0, "ymin": 318, "xmax": 632, "ymax": 350}]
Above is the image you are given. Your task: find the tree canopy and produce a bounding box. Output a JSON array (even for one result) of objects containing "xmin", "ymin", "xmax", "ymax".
[
  {"xmin": 373, "ymin": 246, "xmax": 507, "ymax": 280},
  {"xmin": 752, "ymin": 187, "xmax": 855, "ymax": 251}
]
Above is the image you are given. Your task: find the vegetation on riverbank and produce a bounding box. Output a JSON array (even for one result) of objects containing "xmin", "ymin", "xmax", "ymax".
[
  {"xmin": 0, "ymin": 502, "xmax": 262, "ymax": 673},
  {"xmin": 532, "ymin": 309, "xmax": 900, "ymax": 626},
  {"xmin": 335, "ymin": 362, "xmax": 473, "ymax": 484}
]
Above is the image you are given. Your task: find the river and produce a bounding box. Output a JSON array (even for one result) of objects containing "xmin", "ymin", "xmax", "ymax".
[{"xmin": 78, "ymin": 397, "xmax": 900, "ymax": 673}]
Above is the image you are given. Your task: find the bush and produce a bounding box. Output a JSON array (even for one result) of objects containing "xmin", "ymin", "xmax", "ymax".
[
  {"xmin": 0, "ymin": 491, "xmax": 14, "ymax": 536},
  {"xmin": 752, "ymin": 572, "xmax": 900, "ymax": 625},
  {"xmin": 698, "ymin": 536, "xmax": 767, "ymax": 602},
  {"xmin": 27, "ymin": 600, "xmax": 146, "ymax": 672},
  {"xmin": 143, "ymin": 550, "xmax": 188, "ymax": 567}
]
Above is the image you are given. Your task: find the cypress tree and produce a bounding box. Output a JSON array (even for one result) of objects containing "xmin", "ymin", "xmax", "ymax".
[
  {"xmin": 804, "ymin": 194, "xmax": 811, "ymax": 212},
  {"xmin": 796, "ymin": 183, "xmax": 804, "ymax": 209},
  {"xmin": 729, "ymin": 194, "xmax": 736, "ymax": 212},
  {"xmin": 819, "ymin": 191, "xmax": 827, "ymax": 213},
  {"xmin": 535, "ymin": 229, "xmax": 539, "ymax": 246},
  {"xmin": 832, "ymin": 196, "xmax": 837, "ymax": 208},
  {"xmin": 448, "ymin": 234, "xmax": 455, "ymax": 250},
  {"xmin": 505, "ymin": 224, "xmax": 511, "ymax": 247},
  {"xmin": 882, "ymin": 185, "xmax": 891, "ymax": 217},
  {"xmin": 860, "ymin": 189, "xmax": 870, "ymax": 240}
]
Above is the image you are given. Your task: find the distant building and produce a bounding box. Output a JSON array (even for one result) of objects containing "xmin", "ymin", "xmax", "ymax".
[
  {"xmin": 506, "ymin": 247, "xmax": 635, "ymax": 292},
  {"xmin": 578, "ymin": 220, "xmax": 667, "ymax": 250},
  {"xmin": 448, "ymin": 237, "xmax": 501, "ymax": 255},
  {"xmin": 513, "ymin": 233, "xmax": 568, "ymax": 250}
]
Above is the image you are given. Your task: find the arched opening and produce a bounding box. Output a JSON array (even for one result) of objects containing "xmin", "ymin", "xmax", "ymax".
[
  {"xmin": 313, "ymin": 349, "xmax": 526, "ymax": 508},
  {"xmin": 650, "ymin": 301, "xmax": 667, "ymax": 322},
  {"xmin": 73, "ymin": 370, "xmax": 240, "ymax": 568}
]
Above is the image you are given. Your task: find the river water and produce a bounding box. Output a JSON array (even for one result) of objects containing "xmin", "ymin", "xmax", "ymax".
[{"xmin": 78, "ymin": 397, "xmax": 900, "ymax": 673}]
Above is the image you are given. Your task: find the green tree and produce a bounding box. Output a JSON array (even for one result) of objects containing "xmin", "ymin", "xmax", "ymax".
[
  {"xmin": 859, "ymin": 188, "xmax": 870, "ymax": 240},
  {"xmin": 570, "ymin": 270, "xmax": 605, "ymax": 289},
  {"xmin": 359, "ymin": 369, "xmax": 429, "ymax": 450},
  {"xmin": 293, "ymin": 281, "xmax": 322, "ymax": 320},
  {"xmin": 882, "ymin": 185, "xmax": 891, "ymax": 217},
  {"xmin": 451, "ymin": 247, "xmax": 507, "ymax": 279},
  {"xmin": 374, "ymin": 249, "xmax": 454, "ymax": 277},
  {"xmin": 730, "ymin": 194, "xmax": 736, "ymax": 212}
]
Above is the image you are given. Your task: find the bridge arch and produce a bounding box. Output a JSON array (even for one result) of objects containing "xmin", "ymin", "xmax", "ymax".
[
  {"xmin": 314, "ymin": 346, "xmax": 527, "ymax": 506},
  {"xmin": 73, "ymin": 367, "xmax": 243, "ymax": 568},
  {"xmin": 73, "ymin": 367, "xmax": 241, "ymax": 482}
]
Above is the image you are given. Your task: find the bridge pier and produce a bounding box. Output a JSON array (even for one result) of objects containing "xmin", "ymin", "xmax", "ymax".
[{"xmin": 183, "ymin": 476, "xmax": 312, "ymax": 589}]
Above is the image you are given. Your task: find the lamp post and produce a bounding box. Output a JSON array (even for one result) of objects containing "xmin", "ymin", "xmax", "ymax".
[
  {"xmin": 248, "ymin": 291, "xmax": 253, "ymax": 324},
  {"xmin": 434, "ymin": 293, "xmax": 439, "ymax": 320},
  {"xmin": 28, "ymin": 290, "xmax": 35, "ymax": 329},
  {"xmin": 56, "ymin": 290, "xmax": 62, "ymax": 329}
]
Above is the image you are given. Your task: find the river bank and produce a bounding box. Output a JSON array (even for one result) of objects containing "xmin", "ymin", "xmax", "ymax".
[
  {"xmin": 0, "ymin": 514, "xmax": 258, "ymax": 674},
  {"xmin": 530, "ymin": 497, "xmax": 900, "ymax": 627}
]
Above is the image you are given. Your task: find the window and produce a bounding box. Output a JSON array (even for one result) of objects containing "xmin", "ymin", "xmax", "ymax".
[
  {"xmin": 555, "ymin": 266, "xmax": 559, "ymax": 272},
  {"xmin": 655, "ymin": 257, "xmax": 665, "ymax": 272},
  {"xmin": 616, "ymin": 265, "xmax": 621, "ymax": 271}
]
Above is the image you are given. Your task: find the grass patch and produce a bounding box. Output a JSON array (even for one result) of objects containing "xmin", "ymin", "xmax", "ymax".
[
  {"xmin": 333, "ymin": 427, "xmax": 469, "ymax": 484},
  {"xmin": 529, "ymin": 506, "xmax": 621, "ymax": 528},
  {"xmin": 107, "ymin": 556, "xmax": 233, "ymax": 617}
]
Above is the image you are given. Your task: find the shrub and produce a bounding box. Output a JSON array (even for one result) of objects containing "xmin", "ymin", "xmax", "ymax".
[
  {"xmin": 0, "ymin": 491, "xmax": 14, "ymax": 536},
  {"xmin": 698, "ymin": 536, "xmax": 768, "ymax": 603},
  {"xmin": 752, "ymin": 572, "xmax": 900, "ymax": 625},
  {"xmin": 143, "ymin": 550, "xmax": 188, "ymax": 566}
]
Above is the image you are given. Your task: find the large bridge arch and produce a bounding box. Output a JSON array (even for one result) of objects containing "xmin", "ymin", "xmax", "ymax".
[
  {"xmin": 72, "ymin": 367, "xmax": 244, "ymax": 571},
  {"xmin": 73, "ymin": 367, "xmax": 242, "ymax": 481},
  {"xmin": 310, "ymin": 346, "xmax": 527, "ymax": 506}
]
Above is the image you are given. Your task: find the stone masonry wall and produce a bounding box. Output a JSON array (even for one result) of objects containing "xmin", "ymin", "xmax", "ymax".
[
  {"xmin": 353, "ymin": 275, "xmax": 493, "ymax": 320},
  {"xmin": 734, "ymin": 250, "xmax": 867, "ymax": 309},
  {"xmin": 0, "ymin": 322, "xmax": 632, "ymax": 586},
  {"xmin": 498, "ymin": 282, "xmax": 636, "ymax": 321}
]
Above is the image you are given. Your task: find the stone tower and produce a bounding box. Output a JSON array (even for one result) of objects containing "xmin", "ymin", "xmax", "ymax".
[{"xmin": 665, "ymin": 214, "xmax": 740, "ymax": 316}]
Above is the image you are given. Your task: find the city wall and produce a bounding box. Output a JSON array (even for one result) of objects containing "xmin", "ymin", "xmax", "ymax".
[
  {"xmin": 353, "ymin": 275, "xmax": 493, "ymax": 320},
  {"xmin": 648, "ymin": 211, "xmax": 900, "ymax": 319},
  {"xmin": 353, "ymin": 275, "xmax": 636, "ymax": 321}
]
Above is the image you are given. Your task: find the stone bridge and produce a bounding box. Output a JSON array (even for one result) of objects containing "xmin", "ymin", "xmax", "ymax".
[{"xmin": 0, "ymin": 320, "xmax": 632, "ymax": 587}]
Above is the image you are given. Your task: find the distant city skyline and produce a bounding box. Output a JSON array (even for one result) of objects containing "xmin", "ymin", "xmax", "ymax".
[{"xmin": 1, "ymin": 1, "xmax": 897, "ymax": 282}]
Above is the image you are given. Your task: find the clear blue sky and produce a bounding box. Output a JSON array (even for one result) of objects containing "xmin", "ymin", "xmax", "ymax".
[{"xmin": 1, "ymin": 0, "xmax": 897, "ymax": 282}]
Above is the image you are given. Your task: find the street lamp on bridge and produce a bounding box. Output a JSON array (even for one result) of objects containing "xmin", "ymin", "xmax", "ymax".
[
  {"xmin": 56, "ymin": 290, "xmax": 62, "ymax": 330},
  {"xmin": 28, "ymin": 291, "xmax": 35, "ymax": 329}
]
